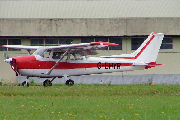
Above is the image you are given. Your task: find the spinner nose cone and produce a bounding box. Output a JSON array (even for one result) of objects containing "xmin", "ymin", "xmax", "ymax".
[{"xmin": 4, "ymin": 58, "xmax": 13, "ymax": 63}]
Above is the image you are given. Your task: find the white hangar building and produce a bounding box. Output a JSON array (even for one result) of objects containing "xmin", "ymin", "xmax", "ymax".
[{"xmin": 0, "ymin": 0, "xmax": 180, "ymax": 84}]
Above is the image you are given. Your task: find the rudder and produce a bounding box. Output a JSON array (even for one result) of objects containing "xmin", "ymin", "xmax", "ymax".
[{"xmin": 134, "ymin": 32, "xmax": 164, "ymax": 62}]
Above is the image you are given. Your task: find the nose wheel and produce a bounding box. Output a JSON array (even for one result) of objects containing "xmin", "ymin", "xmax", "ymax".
[
  {"xmin": 22, "ymin": 77, "xmax": 29, "ymax": 87},
  {"xmin": 22, "ymin": 81, "xmax": 29, "ymax": 87},
  {"xmin": 65, "ymin": 79, "xmax": 74, "ymax": 86}
]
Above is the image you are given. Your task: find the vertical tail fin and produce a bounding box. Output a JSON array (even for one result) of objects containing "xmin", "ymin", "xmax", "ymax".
[
  {"xmin": 101, "ymin": 32, "xmax": 164, "ymax": 63},
  {"xmin": 133, "ymin": 32, "xmax": 164, "ymax": 62}
]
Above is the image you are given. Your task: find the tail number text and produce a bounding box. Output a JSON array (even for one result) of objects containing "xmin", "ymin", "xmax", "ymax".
[{"xmin": 97, "ymin": 62, "xmax": 121, "ymax": 69}]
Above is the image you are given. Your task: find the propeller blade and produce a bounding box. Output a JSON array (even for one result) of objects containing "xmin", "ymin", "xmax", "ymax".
[{"xmin": 3, "ymin": 51, "xmax": 9, "ymax": 59}]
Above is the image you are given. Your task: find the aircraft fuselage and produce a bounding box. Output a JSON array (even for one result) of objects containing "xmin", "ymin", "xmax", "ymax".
[{"xmin": 11, "ymin": 55, "xmax": 145, "ymax": 77}]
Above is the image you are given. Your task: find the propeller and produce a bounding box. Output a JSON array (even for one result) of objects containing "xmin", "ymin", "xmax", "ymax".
[
  {"xmin": 3, "ymin": 51, "xmax": 12, "ymax": 64},
  {"xmin": 3, "ymin": 51, "xmax": 19, "ymax": 76}
]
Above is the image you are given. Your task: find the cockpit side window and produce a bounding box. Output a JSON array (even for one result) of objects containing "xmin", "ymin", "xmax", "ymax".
[
  {"xmin": 52, "ymin": 52, "xmax": 83, "ymax": 60},
  {"xmin": 71, "ymin": 53, "xmax": 83, "ymax": 60},
  {"xmin": 52, "ymin": 52, "xmax": 63, "ymax": 59},
  {"xmin": 44, "ymin": 50, "xmax": 51, "ymax": 58},
  {"xmin": 33, "ymin": 48, "xmax": 85, "ymax": 60}
]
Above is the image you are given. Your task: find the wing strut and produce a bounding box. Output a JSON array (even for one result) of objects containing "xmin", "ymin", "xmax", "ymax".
[
  {"xmin": 46, "ymin": 40, "xmax": 73, "ymax": 75},
  {"xmin": 46, "ymin": 49, "xmax": 70, "ymax": 75}
]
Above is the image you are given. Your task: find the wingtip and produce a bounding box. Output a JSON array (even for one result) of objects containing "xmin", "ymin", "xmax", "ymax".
[
  {"xmin": 90, "ymin": 42, "xmax": 118, "ymax": 46},
  {"xmin": 2, "ymin": 45, "xmax": 6, "ymax": 48},
  {"xmin": 156, "ymin": 64, "xmax": 165, "ymax": 66}
]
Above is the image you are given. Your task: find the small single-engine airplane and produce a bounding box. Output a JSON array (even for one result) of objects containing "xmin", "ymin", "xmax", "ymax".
[{"xmin": 3, "ymin": 32, "xmax": 164, "ymax": 86}]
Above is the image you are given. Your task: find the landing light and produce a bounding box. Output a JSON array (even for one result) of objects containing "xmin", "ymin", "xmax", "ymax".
[{"xmin": 11, "ymin": 66, "xmax": 15, "ymax": 70}]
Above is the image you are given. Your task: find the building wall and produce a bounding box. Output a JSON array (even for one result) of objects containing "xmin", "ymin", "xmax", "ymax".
[{"xmin": 0, "ymin": 18, "xmax": 180, "ymax": 36}]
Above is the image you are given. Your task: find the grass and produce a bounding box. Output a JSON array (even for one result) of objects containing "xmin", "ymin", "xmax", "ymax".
[{"xmin": 0, "ymin": 84, "xmax": 180, "ymax": 120}]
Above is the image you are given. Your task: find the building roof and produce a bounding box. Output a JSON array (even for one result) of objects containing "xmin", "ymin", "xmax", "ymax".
[{"xmin": 0, "ymin": 0, "xmax": 180, "ymax": 18}]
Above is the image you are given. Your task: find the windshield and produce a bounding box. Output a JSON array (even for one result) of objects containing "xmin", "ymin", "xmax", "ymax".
[{"xmin": 33, "ymin": 47, "xmax": 48, "ymax": 57}]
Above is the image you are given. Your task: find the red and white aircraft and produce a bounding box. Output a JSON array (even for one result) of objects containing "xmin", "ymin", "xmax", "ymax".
[{"xmin": 3, "ymin": 32, "xmax": 164, "ymax": 86}]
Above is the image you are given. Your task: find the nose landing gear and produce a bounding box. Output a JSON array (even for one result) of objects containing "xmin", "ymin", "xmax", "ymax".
[
  {"xmin": 22, "ymin": 81, "xmax": 29, "ymax": 87},
  {"xmin": 22, "ymin": 77, "xmax": 29, "ymax": 87}
]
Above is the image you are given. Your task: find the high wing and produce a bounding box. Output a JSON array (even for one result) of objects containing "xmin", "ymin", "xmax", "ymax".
[
  {"xmin": 3, "ymin": 42, "xmax": 118, "ymax": 55},
  {"xmin": 47, "ymin": 42, "xmax": 118, "ymax": 55},
  {"xmin": 2, "ymin": 45, "xmax": 42, "ymax": 50},
  {"xmin": 2, "ymin": 45, "xmax": 43, "ymax": 55}
]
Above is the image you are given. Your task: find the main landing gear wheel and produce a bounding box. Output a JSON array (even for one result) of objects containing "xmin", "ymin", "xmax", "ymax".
[
  {"xmin": 43, "ymin": 79, "xmax": 52, "ymax": 87},
  {"xmin": 65, "ymin": 79, "xmax": 74, "ymax": 86},
  {"xmin": 22, "ymin": 81, "xmax": 29, "ymax": 87}
]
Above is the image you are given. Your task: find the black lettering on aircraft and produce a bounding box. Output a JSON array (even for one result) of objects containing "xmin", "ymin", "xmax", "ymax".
[
  {"xmin": 97, "ymin": 62, "xmax": 101, "ymax": 69},
  {"xmin": 97, "ymin": 62, "xmax": 121, "ymax": 69}
]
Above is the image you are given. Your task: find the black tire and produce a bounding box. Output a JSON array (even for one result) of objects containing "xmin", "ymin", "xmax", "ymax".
[
  {"xmin": 65, "ymin": 79, "xmax": 74, "ymax": 86},
  {"xmin": 43, "ymin": 79, "xmax": 52, "ymax": 87},
  {"xmin": 22, "ymin": 81, "xmax": 29, "ymax": 87}
]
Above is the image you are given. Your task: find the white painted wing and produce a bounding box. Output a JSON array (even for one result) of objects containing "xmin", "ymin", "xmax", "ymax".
[
  {"xmin": 3, "ymin": 42, "xmax": 117, "ymax": 50},
  {"xmin": 2, "ymin": 42, "xmax": 118, "ymax": 55},
  {"xmin": 47, "ymin": 42, "xmax": 118, "ymax": 55},
  {"xmin": 2, "ymin": 45, "xmax": 42, "ymax": 50},
  {"xmin": 47, "ymin": 42, "xmax": 118, "ymax": 49}
]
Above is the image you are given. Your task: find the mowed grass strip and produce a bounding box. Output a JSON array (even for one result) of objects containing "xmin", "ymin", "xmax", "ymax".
[{"xmin": 0, "ymin": 84, "xmax": 180, "ymax": 120}]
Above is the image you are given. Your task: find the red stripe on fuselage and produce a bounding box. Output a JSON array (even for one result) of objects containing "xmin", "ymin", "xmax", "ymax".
[
  {"xmin": 102, "ymin": 35, "xmax": 155, "ymax": 59},
  {"xmin": 13, "ymin": 55, "xmax": 133, "ymax": 69}
]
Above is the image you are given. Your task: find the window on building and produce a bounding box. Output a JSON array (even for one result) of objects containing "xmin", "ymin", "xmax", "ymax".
[
  {"xmin": 109, "ymin": 38, "xmax": 122, "ymax": 50},
  {"xmin": 160, "ymin": 38, "xmax": 173, "ymax": 49},
  {"xmin": 31, "ymin": 38, "xmax": 73, "ymax": 46},
  {"xmin": 0, "ymin": 39, "xmax": 7, "ymax": 51},
  {"xmin": 45, "ymin": 38, "xmax": 58, "ymax": 46},
  {"xmin": 95, "ymin": 37, "xmax": 108, "ymax": 42},
  {"xmin": 81, "ymin": 38, "xmax": 94, "ymax": 43},
  {"xmin": 0, "ymin": 39, "xmax": 21, "ymax": 51},
  {"xmin": 31, "ymin": 39, "xmax": 44, "ymax": 46},
  {"xmin": 8, "ymin": 39, "xmax": 21, "ymax": 51},
  {"xmin": 59, "ymin": 39, "xmax": 72, "ymax": 44},
  {"xmin": 131, "ymin": 38, "xmax": 144, "ymax": 50}
]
